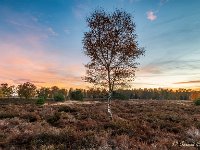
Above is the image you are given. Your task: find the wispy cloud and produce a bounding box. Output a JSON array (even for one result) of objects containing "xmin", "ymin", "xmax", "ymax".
[
  {"xmin": 47, "ymin": 27, "xmax": 58, "ymax": 36},
  {"xmin": 73, "ymin": 4, "xmax": 88, "ymax": 19},
  {"xmin": 174, "ymin": 80, "xmax": 200, "ymax": 84},
  {"xmin": 31, "ymin": 16, "xmax": 38, "ymax": 22},
  {"xmin": 138, "ymin": 65, "xmax": 162, "ymax": 75},
  {"xmin": 128, "ymin": 0, "xmax": 141, "ymax": 3},
  {"xmin": 0, "ymin": 39, "xmax": 86, "ymax": 88},
  {"xmin": 13, "ymin": 79, "xmax": 46, "ymax": 84},
  {"xmin": 0, "ymin": 7, "xmax": 88, "ymax": 89},
  {"xmin": 119, "ymin": 0, "xmax": 140, "ymax": 3},
  {"xmin": 7, "ymin": 20, "xmax": 37, "ymax": 29},
  {"xmin": 134, "ymin": 53, "xmax": 200, "ymax": 89},
  {"xmin": 134, "ymin": 82, "xmax": 161, "ymax": 86},
  {"xmin": 138, "ymin": 58, "xmax": 200, "ymax": 78},
  {"xmin": 146, "ymin": 11, "xmax": 157, "ymax": 21},
  {"xmin": 159, "ymin": 0, "xmax": 169, "ymax": 6},
  {"xmin": 64, "ymin": 28, "xmax": 70, "ymax": 34},
  {"xmin": 3, "ymin": 8, "xmax": 58, "ymax": 38}
]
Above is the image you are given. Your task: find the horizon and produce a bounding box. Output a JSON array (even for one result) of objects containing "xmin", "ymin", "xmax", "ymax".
[{"xmin": 0, "ymin": 0, "xmax": 200, "ymax": 90}]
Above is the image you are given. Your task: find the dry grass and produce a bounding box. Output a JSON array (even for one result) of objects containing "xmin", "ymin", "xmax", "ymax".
[{"xmin": 1, "ymin": 99, "xmax": 200, "ymax": 149}]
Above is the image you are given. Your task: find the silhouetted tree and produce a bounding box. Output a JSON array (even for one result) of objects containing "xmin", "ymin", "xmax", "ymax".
[
  {"xmin": 68, "ymin": 88, "xmax": 73, "ymax": 100},
  {"xmin": 83, "ymin": 9, "xmax": 144, "ymax": 118},
  {"xmin": 37, "ymin": 87, "xmax": 51, "ymax": 100},
  {"xmin": 71, "ymin": 90, "xmax": 84, "ymax": 101},
  {"xmin": 50, "ymin": 86, "xmax": 59, "ymax": 98},
  {"xmin": 59, "ymin": 88, "xmax": 68, "ymax": 100},
  {"xmin": 0, "ymin": 83, "xmax": 14, "ymax": 98},
  {"xmin": 17, "ymin": 82, "xmax": 36, "ymax": 99},
  {"xmin": 0, "ymin": 88, "xmax": 3, "ymax": 97}
]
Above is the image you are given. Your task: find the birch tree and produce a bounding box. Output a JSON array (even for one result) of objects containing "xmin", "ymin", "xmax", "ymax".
[{"xmin": 83, "ymin": 9, "xmax": 145, "ymax": 119}]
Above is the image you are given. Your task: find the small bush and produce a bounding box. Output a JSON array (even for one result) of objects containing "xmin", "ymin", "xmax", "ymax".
[
  {"xmin": 0, "ymin": 113, "xmax": 16, "ymax": 119},
  {"xmin": 71, "ymin": 90, "xmax": 83, "ymax": 101},
  {"xmin": 58, "ymin": 106, "xmax": 77, "ymax": 113},
  {"xmin": 46, "ymin": 112, "xmax": 61, "ymax": 126},
  {"xmin": 54, "ymin": 93, "xmax": 65, "ymax": 101},
  {"xmin": 36, "ymin": 97, "xmax": 45, "ymax": 105},
  {"xmin": 194, "ymin": 98, "xmax": 200, "ymax": 106},
  {"xmin": 21, "ymin": 114, "xmax": 37, "ymax": 122}
]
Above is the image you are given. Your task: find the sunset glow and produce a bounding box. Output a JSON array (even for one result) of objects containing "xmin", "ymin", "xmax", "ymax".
[{"xmin": 0, "ymin": 0, "xmax": 200, "ymax": 89}]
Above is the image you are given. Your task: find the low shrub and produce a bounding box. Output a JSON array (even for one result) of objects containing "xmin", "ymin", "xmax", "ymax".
[
  {"xmin": 71, "ymin": 90, "xmax": 83, "ymax": 101},
  {"xmin": 54, "ymin": 93, "xmax": 65, "ymax": 102},
  {"xmin": 194, "ymin": 98, "xmax": 200, "ymax": 106},
  {"xmin": 46, "ymin": 112, "xmax": 61, "ymax": 126},
  {"xmin": 21, "ymin": 114, "xmax": 38, "ymax": 122},
  {"xmin": 36, "ymin": 97, "xmax": 45, "ymax": 105},
  {"xmin": 58, "ymin": 106, "xmax": 77, "ymax": 113},
  {"xmin": 3, "ymin": 100, "xmax": 200, "ymax": 149},
  {"xmin": 0, "ymin": 133, "xmax": 6, "ymax": 143},
  {"xmin": 0, "ymin": 113, "xmax": 16, "ymax": 119}
]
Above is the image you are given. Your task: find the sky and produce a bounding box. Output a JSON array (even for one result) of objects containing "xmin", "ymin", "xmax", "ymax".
[{"xmin": 0, "ymin": 0, "xmax": 200, "ymax": 89}]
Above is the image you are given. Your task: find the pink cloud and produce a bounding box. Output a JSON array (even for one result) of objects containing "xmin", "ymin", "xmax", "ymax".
[
  {"xmin": 174, "ymin": 80, "xmax": 200, "ymax": 84},
  {"xmin": 0, "ymin": 34, "xmax": 86, "ymax": 89},
  {"xmin": 146, "ymin": 11, "xmax": 157, "ymax": 21}
]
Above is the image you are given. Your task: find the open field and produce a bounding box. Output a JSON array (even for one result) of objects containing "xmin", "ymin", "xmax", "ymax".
[{"xmin": 1, "ymin": 99, "xmax": 200, "ymax": 149}]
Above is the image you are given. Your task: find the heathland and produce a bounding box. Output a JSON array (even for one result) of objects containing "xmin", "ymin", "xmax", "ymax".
[{"xmin": 1, "ymin": 99, "xmax": 200, "ymax": 149}]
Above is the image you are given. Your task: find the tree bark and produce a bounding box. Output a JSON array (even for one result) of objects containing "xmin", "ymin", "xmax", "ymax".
[
  {"xmin": 107, "ymin": 91, "xmax": 113, "ymax": 119},
  {"xmin": 107, "ymin": 68, "xmax": 113, "ymax": 120}
]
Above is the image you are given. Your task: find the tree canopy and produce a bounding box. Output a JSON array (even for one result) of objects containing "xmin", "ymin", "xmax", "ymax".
[
  {"xmin": 17, "ymin": 82, "xmax": 37, "ymax": 99},
  {"xmin": 0, "ymin": 83, "xmax": 14, "ymax": 98},
  {"xmin": 83, "ymin": 9, "xmax": 145, "ymax": 92}
]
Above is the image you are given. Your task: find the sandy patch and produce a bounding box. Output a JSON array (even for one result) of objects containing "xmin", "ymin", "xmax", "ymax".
[{"xmin": 44, "ymin": 100, "xmax": 100, "ymax": 106}]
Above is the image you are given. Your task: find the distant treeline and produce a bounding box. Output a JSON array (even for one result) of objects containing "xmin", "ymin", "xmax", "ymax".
[
  {"xmin": 0, "ymin": 82, "xmax": 200, "ymax": 100},
  {"xmin": 85, "ymin": 88, "xmax": 200, "ymax": 100}
]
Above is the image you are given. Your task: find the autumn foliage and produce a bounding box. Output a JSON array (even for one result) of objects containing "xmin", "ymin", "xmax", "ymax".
[{"xmin": 83, "ymin": 9, "xmax": 144, "ymax": 91}]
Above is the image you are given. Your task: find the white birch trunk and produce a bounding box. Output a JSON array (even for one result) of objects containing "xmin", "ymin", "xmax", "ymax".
[{"xmin": 107, "ymin": 92, "xmax": 113, "ymax": 119}]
